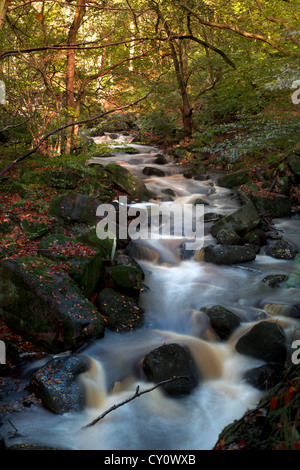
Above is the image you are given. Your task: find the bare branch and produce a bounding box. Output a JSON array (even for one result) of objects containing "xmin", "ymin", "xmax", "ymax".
[
  {"xmin": 82, "ymin": 376, "xmax": 190, "ymax": 429},
  {"xmin": 0, "ymin": 110, "xmax": 36, "ymax": 133}
]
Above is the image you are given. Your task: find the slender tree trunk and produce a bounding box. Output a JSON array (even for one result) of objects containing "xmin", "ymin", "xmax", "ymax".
[
  {"xmin": 0, "ymin": 0, "xmax": 7, "ymax": 31},
  {"xmin": 163, "ymin": 19, "xmax": 193, "ymax": 138},
  {"xmin": 65, "ymin": 0, "xmax": 86, "ymax": 152}
]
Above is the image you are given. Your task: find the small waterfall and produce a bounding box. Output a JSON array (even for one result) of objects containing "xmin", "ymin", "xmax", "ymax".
[{"xmin": 79, "ymin": 357, "xmax": 107, "ymax": 409}]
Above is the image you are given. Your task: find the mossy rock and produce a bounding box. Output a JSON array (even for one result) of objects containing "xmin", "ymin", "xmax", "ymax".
[
  {"xmin": 288, "ymin": 155, "xmax": 300, "ymax": 175},
  {"xmin": 0, "ymin": 257, "xmax": 105, "ymax": 353},
  {"xmin": 38, "ymin": 233, "xmax": 104, "ymax": 297},
  {"xmin": 49, "ymin": 192, "xmax": 101, "ymax": 225},
  {"xmin": 20, "ymin": 219, "xmax": 50, "ymax": 240},
  {"xmin": 266, "ymin": 239, "xmax": 299, "ymax": 260},
  {"xmin": 96, "ymin": 287, "xmax": 144, "ymax": 332},
  {"xmin": 104, "ymin": 265, "xmax": 142, "ymax": 298},
  {"xmin": 250, "ymin": 195, "xmax": 292, "ymax": 218},
  {"xmin": 218, "ymin": 169, "xmax": 250, "ymax": 188},
  {"xmin": 76, "ymin": 228, "xmax": 114, "ymax": 260},
  {"xmin": 209, "ymin": 202, "xmax": 260, "ymax": 238},
  {"xmin": 105, "ymin": 163, "xmax": 153, "ymax": 201}
]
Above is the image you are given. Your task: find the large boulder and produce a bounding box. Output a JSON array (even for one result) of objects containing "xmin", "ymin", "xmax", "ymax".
[
  {"xmin": 29, "ymin": 356, "xmax": 88, "ymax": 414},
  {"xmin": 249, "ymin": 195, "xmax": 292, "ymax": 218},
  {"xmin": 0, "ymin": 257, "xmax": 105, "ymax": 353},
  {"xmin": 209, "ymin": 202, "xmax": 260, "ymax": 238},
  {"xmin": 235, "ymin": 321, "xmax": 288, "ymax": 363},
  {"xmin": 49, "ymin": 192, "xmax": 101, "ymax": 225},
  {"xmin": 104, "ymin": 163, "xmax": 153, "ymax": 201},
  {"xmin": 200, "ymin": 245, "xmax": 256, "ymax": 265},
  {"xmin": 96, "ymin": 287, "xmax": 144, "ymax": 332},
  {"xmin": 142, "ymin": 343, "xmax": 200, "ymax": 395},
  {"xmin": 38, "ymin": 233, "xmax": 104, "ymax": 297}
]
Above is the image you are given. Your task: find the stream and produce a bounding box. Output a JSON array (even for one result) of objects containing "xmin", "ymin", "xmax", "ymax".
[{"xmin": 1, "ymin": 133, "xmax": 300, "ymax": 451}]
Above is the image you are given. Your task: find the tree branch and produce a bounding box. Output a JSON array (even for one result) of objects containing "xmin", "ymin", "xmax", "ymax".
[
  {"xmin": 82, "ymin": 376, "xmax": 190, "ymax": 429},
  {"xmin": 0, "ymin": 85, "xmax": 156, "ymax": 178},
  {"xmin": 0, "ymin": 110, "xmax": 36, "ymax": 134},
  {"xmin": 178, "ymin": 3, "xmax": 300, "ymax": 57}
]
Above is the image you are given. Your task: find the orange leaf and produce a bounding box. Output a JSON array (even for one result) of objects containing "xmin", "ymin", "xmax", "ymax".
[
  {"xmin": 36, "ymin": 13, "xmax": 44, "ymax": 21},
  {"xmin": 270, "ymin": 395, "xmax": 278, "ymax": 411}
]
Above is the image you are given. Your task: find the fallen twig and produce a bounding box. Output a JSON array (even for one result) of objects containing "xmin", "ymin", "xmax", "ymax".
[{"xmin": 82, "ymin": 376, "xmax": 189, "ymax": 429}]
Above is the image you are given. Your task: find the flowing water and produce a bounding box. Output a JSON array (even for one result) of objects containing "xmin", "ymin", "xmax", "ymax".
[{"xmin": 2, "ymin": 133, "xmax": 300, "ymax": 450}]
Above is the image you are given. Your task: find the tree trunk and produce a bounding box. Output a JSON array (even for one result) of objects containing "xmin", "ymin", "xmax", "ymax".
[
  {"xmin": 65, "ymin": 0, "xmax": 86, "ymax": 152},
  {"xmin": 163, "ymin": 20, "xmax": 193, "ymax": 139},
  {"xmin": 0, "ymin": 1, "xmax": 7, "ymax": 31}
]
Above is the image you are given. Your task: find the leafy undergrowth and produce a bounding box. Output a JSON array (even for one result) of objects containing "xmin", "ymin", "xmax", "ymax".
[{"xmin": 214, "ymin": 366, "xmax": 300, "ymax": 451}]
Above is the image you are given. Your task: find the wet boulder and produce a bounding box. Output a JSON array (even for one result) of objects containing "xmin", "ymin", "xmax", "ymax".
[
  {"xmin": 143, "ymin": 343, "xmax": 200, "ymax": 395},
  {"xmin": 29, "ymin": 356, "xmax": 88, "ymax": 414},
  {"xmin": 209, "ymin": 202, "xmax": 260, "ymax": 238},
  {"xmin": 215, "ymin": 228, "xmax": 244, "ymax": 246},
  {"xmin": 205, "ymin": 305, "xmax": 241, "ymax": 340},
  {"xmin": 262, "ymin": 274, "xmax": 288, "ymax": 288},
  {"xmin": 201, "ymin": 245, "xmax": 256, "ymax": 265},
  {"xmin": 243, "ymin": 362, "xmax": 285, "ymax": 391},
  {"xmin": 153, "ymin": 154, "xmax": 168, "ymax": 165},
  {"xmin": 0, "ymin": 257, "xmax": 105, "ymax": 353},
  {"xmin": 266, "ymin": 239, "xmax": 299, "ymax": 260},
  {"xmin": 142, "ymin": 167, "xmax": 166, "ymax": 177},
  {"xmin": 235, "ymin": 321, "xmax": 288, "ymax": 363},
  {"xmin": 96, "ymin": 288, "xmax": 144, "ymax": 332}
]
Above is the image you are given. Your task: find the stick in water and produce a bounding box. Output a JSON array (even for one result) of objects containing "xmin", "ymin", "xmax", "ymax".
[{"xmin": 82, "ymin": 376, "xmax": 189, "ymax": 429}]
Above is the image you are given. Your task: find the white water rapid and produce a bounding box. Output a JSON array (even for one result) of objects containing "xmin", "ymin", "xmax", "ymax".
[{"xmin": 2, "ymin": 132, "xmax": 300, "ymax": 451}]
